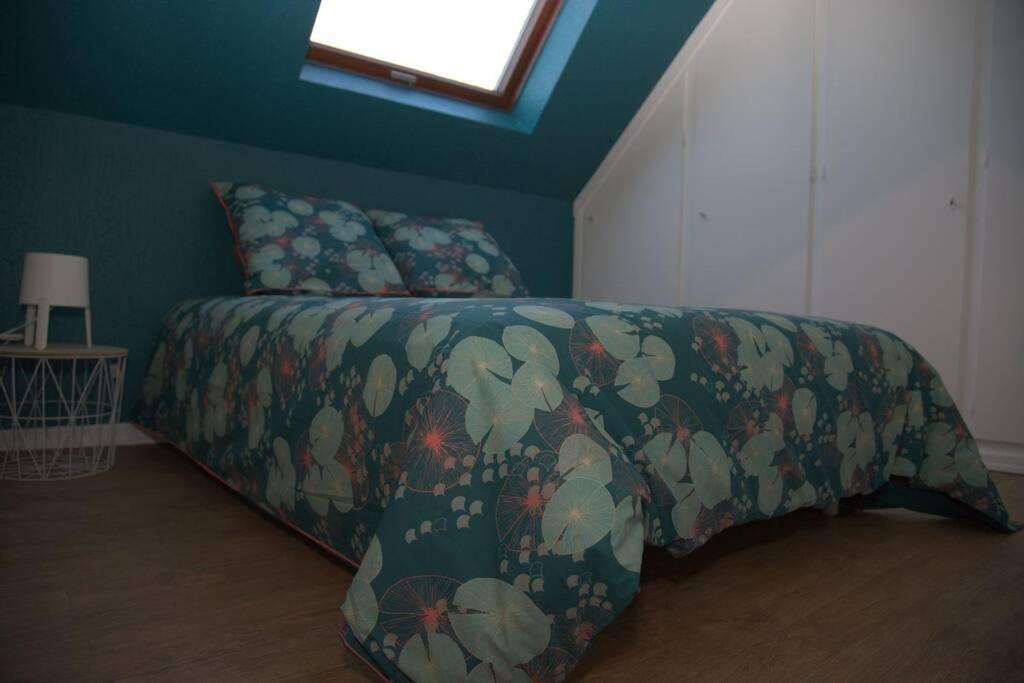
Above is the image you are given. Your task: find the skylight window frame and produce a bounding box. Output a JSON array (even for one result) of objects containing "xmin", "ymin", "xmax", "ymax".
[{"xmin": 306, "ymin": 0, "xmax": 563, "ymax": 112}]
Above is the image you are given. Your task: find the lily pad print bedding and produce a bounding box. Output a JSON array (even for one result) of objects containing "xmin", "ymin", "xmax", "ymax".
[
  {"xmin": 135, "ymin": 296, "xmax": 1017, "ymax": 682},
  {"xmin": 212, "ymin": 182, "xmax": 408, "ymax": 297},
  {"xmin": 368, "ymin": 210, "xmax": 531, "ymax": 297}
]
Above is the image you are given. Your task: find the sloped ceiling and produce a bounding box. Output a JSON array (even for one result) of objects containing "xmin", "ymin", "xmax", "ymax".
[{"xmin": 0, "ymin": 0, "xmax": 712, "ymax": 199}]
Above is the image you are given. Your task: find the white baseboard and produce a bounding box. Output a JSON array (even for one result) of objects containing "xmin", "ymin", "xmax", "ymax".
[
  {"xmin": 978, "ymin": 440, "xmax": 1024, "ymax": 475},
  {"xmin": 115, "ymin": 422, "xmax": 159, "ymax": 447},
  {"xmin": 0, "ymin": 421, "xmax": 157, "ymax": 452}
]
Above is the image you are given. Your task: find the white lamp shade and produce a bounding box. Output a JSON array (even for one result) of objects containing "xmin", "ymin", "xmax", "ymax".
[{"xmin": 19, "ymin": 253, "xmax": 90, "ymax": 308}]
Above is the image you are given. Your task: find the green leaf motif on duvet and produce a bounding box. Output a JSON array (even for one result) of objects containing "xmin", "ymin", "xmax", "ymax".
[
  {"xmin": 449, "ymin": 578, "xmax": 551, "ymax": 665},
  {"xmin": 398, "ymin": 632, "xmax": 467, "ymax": 683},
  {"xmin": 257, "ymin": 367, "xmax": 272, "ymax": 407},
  {"xmin": 239, "ymin": 326, "xmax": 260, "ymax": 366},
  {"xmin": 640, "ymin": 335, "xmax": 675, "ymax": 381},
  {"xmin": 758, "ymin": 468, "xmax": 784, "ymax": 515},
  {"xmin": 738, "ymin": 431, "xmax": 783, "ymax": 478},
  {"xmin": 792, "ymin": 387, "xmax": 817, "ymax": 436},
  {"xmin": 303, "ymin": 457, "xmax": 353, "ymax": 515},
  {"xmin": 342, "ymin": 579, "xmax": 377, "ymax": 643},
  {"xmin": 447, "ymin": 337, "xmax": 515, "ymax": 402},
  {"xmin": 513, "ymin": 305, "xmax": 575, "ymax": 329},
  {"xmin": 287, "ymin": 306, "xmax": 330, "ymax": 352},
  {"xmin": 920, "ymin": 423, "xmax": 988, "ymax": 488},
  {"xmin": 363, "ymin": 355, "xmax": 397, "ymax": 417},
  {"xmin": 502, "ymin": 325, "xmax": 559, "ymax": 374},
  {"xmin": 326, "ymin": 306, "xmax": 393, "ymax": 372},
  {"xmin": 557, "ymin": 433, "xmax": 612, "ymax": 486},
  {"xmin": 406, "ymin": 315, "xmax": 453, "ymax": 371},
  {"xmin": 893, "ymin": 456, "xmax": 917, "ymax": 478},
  {"xmin": 920, "ymin": 423, "xmax": 958, "ymax": 486},
  {"xmin": 881, "ymin": 404, "xmax": 907, "ymax": 460},
  {"xmin": 348, "ymin": 308, "xmax": 395, "ymax": 347},
  {"xmin": 823, "ymin": 341, "xmax": 854, "ymax": 391},
  {"xmin": 327, "ymin": 308, "xmax": 395, "ymax": 371},
  {"xmin": 247, "ymin": 401, "xmax": 265, "ymax": 449},
  {"xmin": 954, "ymin": 440, "xmax": 988, "ymax": 488},
  {"xmin": 466, "ymin": 384, "xmax": 534, "ymax": 454},
  {"xmin": 615, "ymin": 357, "xmax": 661, "ymax": 408},
  {"xmin": 728, "ymin": 318, "xmax": 793, "ymax": 392},
  {"xmin": 542, "ymin": 478, "xmax": 615, "ymax": 555},
  {"xmin": 341, "ymin": 536, "xmax": 382, "ymax": 643},
  {"xmin": 511, "ymin": 362, "xmax": 564, "ymax": 411},
  {"xmin": 611, "ymin": 497, "xmax": 644, "ymax": 573},
  {"xmin": 800, "ymin": 323, "xmax": 853, "ymax": 390},
  {"xmin": 930, "ymin": 376, "xmax": 954, "ymax": 407},
  {"xmin": 877, "ymin": 332, "xmax": 913, "ymax": 388},
  {"xmin": 310, "ymin": 405, "xmax": 344, "ymax": 463},
  {"xmin": 919, "ymin": 451, "xmax": 957, "ymax": 487},
  {"xmin": 688, "ymin": 431, "xmax": 732, "ymax": 507},
  {"xmin": 642, "ymin": 432, "xmax": 687, "ymax": 497},
  {"xmin": 925, "ymin": 423, "xmax": 956, "ymax": 459},
  {"xmin": 266, "ymin": 302, "xmax": 298, "ymax": 332},
  {"xmin": 203, "ymin": 362, "xmax": 229, "ymax": 442},
  {"xmin": 670, "ymin": 483, "xmax": 701, "ymax": 540},
  {"xmin": 837, "ymin": 411, "xmax": 875, "ymax": 489},
  {"xmin": 265, "ymin": 437, "xmax": 296, "ymax": 511},
  {"xmin": 585, "ymin": 315, "xmax": 640, "ymax": 361},
  {"xmin": 757, "ymin": 313, "xmax": 798, "ymax": 332}
]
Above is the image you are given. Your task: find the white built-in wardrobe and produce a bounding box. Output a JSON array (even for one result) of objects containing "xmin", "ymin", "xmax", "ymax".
[{"xmin": 573, "ymin": 0, "xmax": 1024, "ymax": 471}]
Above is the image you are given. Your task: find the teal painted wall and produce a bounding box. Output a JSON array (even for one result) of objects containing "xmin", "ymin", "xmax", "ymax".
[
  {"xmin": 0, "ymin": 0, "xmax": 713, "ymax": 199},
  {"xmin": 0, "ymin": 104, "xmax": 573, "ymax": 409}
]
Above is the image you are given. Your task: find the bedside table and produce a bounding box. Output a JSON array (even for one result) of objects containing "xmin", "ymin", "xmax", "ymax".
[{"xmin": 0, "ymin": 344, "xmax": 128, "ymax": 480}]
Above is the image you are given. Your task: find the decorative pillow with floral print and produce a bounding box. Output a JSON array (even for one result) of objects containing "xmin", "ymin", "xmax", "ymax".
[
  {"xmin": 212, "ymin": 182, "xmax": 408, "ymax": 296},
  {"xmin": 368, "ymin": 210, "xmax": 530, "ymax": 297}
]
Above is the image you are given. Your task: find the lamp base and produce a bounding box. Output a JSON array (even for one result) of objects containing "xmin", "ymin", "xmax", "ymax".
[{"xmin": 22, "ymin": 304, "xmax": 92, "ymax": 350}]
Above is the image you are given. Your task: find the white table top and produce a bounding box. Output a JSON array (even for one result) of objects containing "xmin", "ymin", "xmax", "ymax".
[{"xmin": 0, "ymin": 343, "xmax": 128, "ymax": 358}]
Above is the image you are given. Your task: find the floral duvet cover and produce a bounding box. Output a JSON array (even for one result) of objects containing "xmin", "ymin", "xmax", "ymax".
[{"xmin": 135, "ymin": 296, "xmax": 1015, "ymax": 682}]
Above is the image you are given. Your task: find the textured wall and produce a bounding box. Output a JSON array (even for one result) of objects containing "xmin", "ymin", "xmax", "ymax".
[{"xmin": 0, "ymin": 104, "xmax": 572, "ymax": 409}]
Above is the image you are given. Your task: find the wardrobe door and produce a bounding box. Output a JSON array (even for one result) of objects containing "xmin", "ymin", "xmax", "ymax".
[
  {"xmin": 575, "ymin": 73, "xmax": 687, "ymax": 307},
  {"xmin": 812, "ymin": 0, "xmax": 977, "ymax": 395},
  {"xmin": 681, "ymin": 0, "xmax": 813, "ymax": 315}
]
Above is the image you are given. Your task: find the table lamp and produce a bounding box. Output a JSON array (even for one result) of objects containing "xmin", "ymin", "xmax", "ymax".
[{"xmin": 19, "ymin": 253, "xmax": 92, "ymax": 350}]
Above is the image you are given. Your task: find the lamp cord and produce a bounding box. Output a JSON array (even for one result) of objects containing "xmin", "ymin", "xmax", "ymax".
[{"xmin": 0, "ymin": 321, "xmax": 27, "ymax": 343}]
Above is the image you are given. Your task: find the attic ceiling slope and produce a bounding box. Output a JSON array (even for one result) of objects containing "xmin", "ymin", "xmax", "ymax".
[{"xmin": 0, "ymin": 0, "xmax": 712, "ymax": 200}]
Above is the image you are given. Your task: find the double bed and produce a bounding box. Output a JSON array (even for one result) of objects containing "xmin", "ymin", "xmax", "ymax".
[{"xmin": 135, "ymin": 294, "xmax": 1016, "ymax": 683}]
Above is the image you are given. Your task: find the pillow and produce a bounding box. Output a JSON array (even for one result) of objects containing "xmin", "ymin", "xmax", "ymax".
[
  {"xmin": 212, "ymin": 181, "xmax": 408, "ymax": 296},
  {"xmin": 368, "ymin": 211, "xmax": 530, "ymax": 297}
]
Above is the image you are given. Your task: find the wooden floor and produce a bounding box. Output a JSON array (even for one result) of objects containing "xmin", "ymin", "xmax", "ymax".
[{"xmin": 2, "ymin": 445, "xmax": 1022, "ymax": 682}]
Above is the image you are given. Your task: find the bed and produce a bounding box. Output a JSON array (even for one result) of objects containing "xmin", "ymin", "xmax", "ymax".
[{"xmin": 135, "ymin": 294, "xmax": 1016, "ymax": 682}]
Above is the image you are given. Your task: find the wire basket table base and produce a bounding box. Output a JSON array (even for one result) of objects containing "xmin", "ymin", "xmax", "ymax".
[{"xmin": 1, "ymin": 350, "xmax": 127, "ymax": 480}]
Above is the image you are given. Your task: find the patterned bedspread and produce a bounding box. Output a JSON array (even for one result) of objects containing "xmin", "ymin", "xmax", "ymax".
[{"xmin": 135, "ymin": 296, "xmax": 1015, "ymax": 682}]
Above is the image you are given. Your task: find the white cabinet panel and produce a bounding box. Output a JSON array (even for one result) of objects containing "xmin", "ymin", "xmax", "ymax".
[
  {"xmin": 812, "ymin": 0, "xmax": 977, "ymax": 394},
  {"xmin": 969, "ymin": 0, "xmax": 1024, "ymax": 444},
  {"xmin": 681, "ymin": 0, "xmax": 813, "ymax": 315},
  {"xmin": 576, "ymin": 73, "xmax": 686, "ymax": 306}
]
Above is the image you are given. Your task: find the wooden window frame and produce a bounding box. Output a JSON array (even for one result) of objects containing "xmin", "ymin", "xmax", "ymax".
[{"xmin": 306, "ymin": 0, "xmax": 563, "ymax": 112}]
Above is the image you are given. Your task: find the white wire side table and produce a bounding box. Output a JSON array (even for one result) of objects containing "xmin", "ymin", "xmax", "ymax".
[{"xmin": 0, "ymin": 344, "xmax": 128, "ymax": 480}]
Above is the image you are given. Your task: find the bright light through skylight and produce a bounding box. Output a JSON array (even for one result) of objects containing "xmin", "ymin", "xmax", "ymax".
[{"xmin": 309, "ymin": 0, "xmax": 539, "ymax": 91}]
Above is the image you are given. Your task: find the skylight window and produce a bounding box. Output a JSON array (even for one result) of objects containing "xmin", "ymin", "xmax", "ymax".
[{"xmin": 307, "ymin": 0, "xmax": 563, "ymax": 111}]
